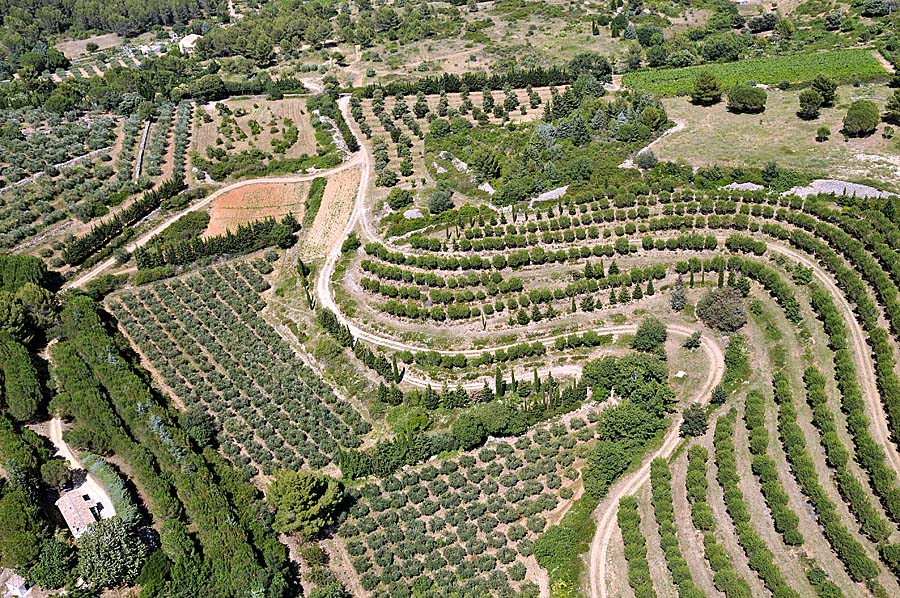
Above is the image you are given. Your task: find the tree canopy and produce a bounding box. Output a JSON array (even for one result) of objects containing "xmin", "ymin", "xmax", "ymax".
[
  {"xmin": 696, "ymin": 287, "xmax": 747, "ymax": 333},
  {"xmin": 843, "ymin": 100, "xmax": 880, "ymax": 137},
  {"xmin": 267, "ymin": 471, "xmax": 345, "ymax": 537}
]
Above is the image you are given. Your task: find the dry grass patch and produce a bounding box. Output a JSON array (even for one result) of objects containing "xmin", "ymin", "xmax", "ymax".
[
  {"xmin": 299, "ymin": 166, "xmax": 361, "ymax": 259},
  {"xmin": 55, "ymin": 33, "xmax": 123, "ymax": 59},
  {"xmin": 192, "ymin": 97, "xmax": 318, "ymax": 163},
  {"xmin": 655, "ymin": 83, "xmax": 900, "ymax": 191}
]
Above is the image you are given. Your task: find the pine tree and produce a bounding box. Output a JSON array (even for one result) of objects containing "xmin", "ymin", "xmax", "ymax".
[
  {"xmin": 619, "ymin": 285, "xmax": 631, "ymax": 302},
  {"xmin": 581, "ymin": 295, "xmax": 595, "ymax": 311},
  {"xmin": 885, "ymin": 89, "xmax": 900, "ymax": 125},
  {"xmin": 670, "ymin": 275, "xmax": 686, "ymax": 311},
  {"xmin": 482, "ymin": 380, "xmax": 494, "ymax": 402},
  {"xmin": 690, "ymin": 71, "xmax": 723, "ymax": 106},
  {"xmin": 646, "ymin": 279, "xmax": 655, "ymax": 296},
  {"xmin": 717, "ymin": 268, "xmax": 725, "ymax": 288},
  {"xmin": 495, "ymin": 367, "xmax": 505, "ymax": 397},
  {"xmin": 689, "ymin": 269, "xmax": 694, "ymax": 288}
]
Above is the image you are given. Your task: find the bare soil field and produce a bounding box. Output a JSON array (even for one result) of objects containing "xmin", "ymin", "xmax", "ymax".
[
  {"xmin": 192, "ymin": 97, "xmax": 318, "ymax": 164},
  {"xmin": 205, "ymin": 181, "xmax": 310, "ymax": 237},
  {"xmin": 56, "ymin": 33, "xmax": 123, "ymax": 59},
  {"xmin": 299, "ymin": 166, "xmax": 362, "ymax": 259}
]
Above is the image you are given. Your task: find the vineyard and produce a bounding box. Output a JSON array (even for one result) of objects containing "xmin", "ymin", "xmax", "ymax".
[
  {"xmin": 622, "ymin": 48, "xmax": 887, "ymax": 96},
  {"xmin": 3, "ymin": 23, "xmax": 900, "ymax": 597}
]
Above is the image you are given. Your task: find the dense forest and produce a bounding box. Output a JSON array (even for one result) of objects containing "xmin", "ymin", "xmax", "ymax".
[{"xmin": 0, "ymin": 0, "xmax": 222, "ymax": 74}]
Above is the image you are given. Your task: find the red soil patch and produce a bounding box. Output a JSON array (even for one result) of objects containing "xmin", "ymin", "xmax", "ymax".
[{"xmin": 205, "ymin": 182, "xmax": 308, "ymax": 237}]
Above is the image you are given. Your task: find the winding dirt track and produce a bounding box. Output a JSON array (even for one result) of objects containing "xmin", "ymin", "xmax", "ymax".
[
  {"xmin": 591, "ymin": 332, "xmax": 723, "ymax": 598},
  {"xmin": 753, "ymin": 240, "xmax": 900, "ymax": 477},
  {"xmin": 65, "ymin": 154, "xmax": 361, "ymax": 290},
  {"xmin": 62, "ymin": 82, "xmax": 899, "ymax": 596}
]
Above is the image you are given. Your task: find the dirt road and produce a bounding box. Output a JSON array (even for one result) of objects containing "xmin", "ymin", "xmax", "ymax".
[
  {"xmin": 65, "ymin": 155, "xmax": 361, "ymax": 290},
  {"xmin": 590, "ymin": 329, "xmax": 724, "ymax": 598},
  {"xmin": 726, "ymin": 236, "xmax": 900, "ymax": 477}
]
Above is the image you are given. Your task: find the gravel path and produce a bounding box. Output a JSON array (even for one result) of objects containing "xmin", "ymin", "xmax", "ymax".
[{"xmin": 133, "ymin": 119, "xmax": 151, "ymax": 181}]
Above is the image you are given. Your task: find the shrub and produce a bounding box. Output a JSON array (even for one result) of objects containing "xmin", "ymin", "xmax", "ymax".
[
  {"xmin": 842, "ymin": 100, "xmax": 879, "ymax": 137},
  {"xmin": 726, "ymin": 84, "xmax": 767, "ymax": 114},
  {"xmin": 428, "ymin": 188, "xmax": 454, "ymax": 214},
  {"xmin": 635, "ymin": 150, "xmax": 658, "ymax": 170},
  {"xmin": 696, "ymin": 287, "xmax": 746, "ymax": 333}
]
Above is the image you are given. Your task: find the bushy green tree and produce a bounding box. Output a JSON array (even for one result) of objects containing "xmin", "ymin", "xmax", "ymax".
[
  {"xmin": 680, "ymin": 404, "xmax": 708, "ymax": 437},
  {"xmin": 77, "ymin": 518, "xmax": 147, "ymax": 588},
  {"xmin": 691, "ymin": 71, "xmax": 722, "ymax": 106},
  {"xmin": 811, "ymin": 74, "xmax": 837, "ymax": 106},
  {"xmin": 0, "ymin": 488, "xmax": 43, "ymax": 570},
  {"xmin": 268, "ymin": 471, "xmax": 344, "ymax": 537},
  {"xmin": 27, "ymin": 538, "xmax": 73, "ymax": 589},
  {"xmin": 428, "ymin": 187, "xmax": 454, "ymax": 214},
  {"xmin": 843, "ymin": 100, "xmax": 880, "ymax": 137},
  {"xmin": 386, "ymin": 188, "xmax": 414, "ymax": 210},
  {"xmin": 711, "ymin": 384, "xmax": 727, "ymax": 405},
  {"xmin": 798, "ymin": 88, "xmax": 823, "ymax": 120},
  {"xmin": 726, "ymin": 84, "xmax": 767, "ymax": 114},
  {"xmin": 631, "ymin": 317, "xmax": 667, "ymax": 353},
  {"xmin": 452, "ymin": 412, "xmax": 486, "ymax": 450},
  {"xmin": 884, "ymin": 90, "xmax": 900, "ymax": 125},
  {"xmin": 696, "ymin": 287, "xmax": 746, "ymax": 333}
]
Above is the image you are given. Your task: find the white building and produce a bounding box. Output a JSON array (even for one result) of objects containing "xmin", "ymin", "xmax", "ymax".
[
  {"xmin": 179, "ymin": 34, "xmax": 202, "ymax": 55},
  {"xmin": 55, "ymin": 479, "xmax": 116, "ymax": 539},
  {"xmin": 3, "ymin": 574, "xmax": 30, "ymax": 598}
]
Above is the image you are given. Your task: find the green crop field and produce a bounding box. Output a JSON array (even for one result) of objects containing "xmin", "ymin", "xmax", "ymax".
[{"xmin": 623, "ymin": 49, "xmax": 888, "ymax": 96}]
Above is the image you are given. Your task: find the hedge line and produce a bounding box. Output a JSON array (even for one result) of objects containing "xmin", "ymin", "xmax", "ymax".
[
  {"xmin": 685, "ymin": 444, "xmax": 753, "ymax": 598},
  {"xmin": 63, "ymin": 177, "xmax": 185, "ymax": 265},
  {"xmin": 773, "ymin": 372, "xmax": 881, "ymax": 584},
  {"xmin": 743, "ymin": 390, "xmax": 804, "ymax": 546},
  {"xmin": 0, "ymin": 331, "xmax": 42, "ymax": 422},
  {"xmin": 649, "ymin": 458, "xmax": 704, "ymax": 598},
  {"xmin": 714, "ymin": 410, "xmax": 800, "ymax": 598},
  {"xmin": 618, "ymin": 495, "xmax": 658, "ymax": 598},
  {"xmin": 808, "ymin": 282, "xmax": 900, "ymax": 529},
  {"xmin": 802, "ymin": 365, "xmax": 893, "ymax": 543}
]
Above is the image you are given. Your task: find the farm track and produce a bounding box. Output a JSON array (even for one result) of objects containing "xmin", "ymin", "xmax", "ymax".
[
  {"xmin": 591, "ymin": 332, "xmax": 723, "ymax": 598},
  {"xmin": 58, "ymin": 82, "xmax": 900, "ymax": 596},
  {"xmin": 65, "ymin": 152, "xmax": 362, "ymax": 290}
]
